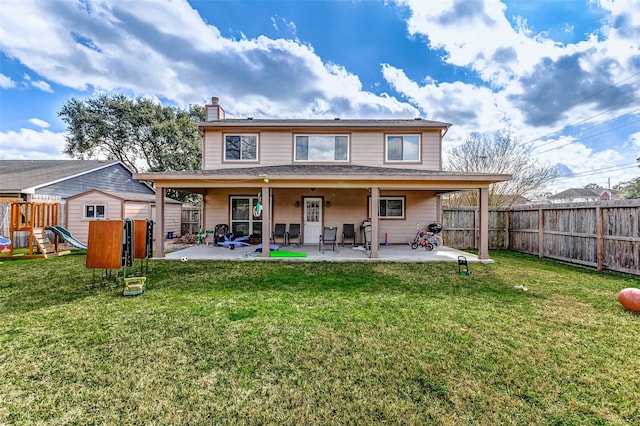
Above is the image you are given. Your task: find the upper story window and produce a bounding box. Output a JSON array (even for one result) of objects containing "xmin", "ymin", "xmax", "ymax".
[
  {"xmin": 295, "ymin": 135, "xmax": 349, "ymax": 162},
  {"xmin": 224, "ymin": 134, "xmax": 258, "ymax": 161},
  {"xmin": 386, "ymin": 135, "xmax": 420, "ymax": 162},
  {"xmin": 85, "ymin": 204, "xmax": 105, "ymax": 219}
]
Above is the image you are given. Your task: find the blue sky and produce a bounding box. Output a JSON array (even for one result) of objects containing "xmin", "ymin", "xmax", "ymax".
[{"xmin": 1, "ymin": 0, "xmax": 639, "ymax": 194}]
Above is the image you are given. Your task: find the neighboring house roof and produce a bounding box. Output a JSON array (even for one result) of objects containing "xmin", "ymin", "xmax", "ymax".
[
  {"xmin": 0, "ymin": 160, "xmax": 118, "ymax": 193},
  {"xmin": 548, "ymin": 188, "xmax": 614, "ymax": 200},
  {"xmin": 0, "ymin": 160, "xmax": 154, "ymax": 197}
]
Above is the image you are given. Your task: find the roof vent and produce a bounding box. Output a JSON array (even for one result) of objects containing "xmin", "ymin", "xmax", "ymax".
[
  {"xmin": 334, "ymin": 117, "xmax": 340, "ymax": 120},
  {"xmin": 247, "ymin": 117, "xmax": 254, "ymax": 120},
  {"xmin": 414, "ymin": 117, "xmax": 422, "ymax": 120}
]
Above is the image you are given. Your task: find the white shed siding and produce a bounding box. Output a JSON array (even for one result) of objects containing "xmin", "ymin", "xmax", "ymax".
[
  {"xmin": 124, "ymin": 202, "xmax": 151, "ymax": 219},
  {"xmin": 66, "ymin": 193, "xmax": 123, "ymax": 244},
  {"xmin": 164, "ymin": 203, "xmax": 182, "ymax": 236}
]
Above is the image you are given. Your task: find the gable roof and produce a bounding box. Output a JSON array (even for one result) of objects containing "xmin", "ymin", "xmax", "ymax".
[
  {"xmin": 66, "ymin": 188, "xmax": 182, "ymax": 204},
  {"xmin": 0, "ymin": 160, "xmax": 121, "ymax": 193}
]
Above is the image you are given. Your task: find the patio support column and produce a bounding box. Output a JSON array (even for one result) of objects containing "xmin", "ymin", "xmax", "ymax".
[
  {"xmin": 261, "ymin": 186, "xmax": 271, "ymax": 258},
  {"xmin": 370, "ymin": 186, "xmax": 379, "ymax": 259},
  {"xmin": 154, "ymin": 185, "xmax": 165, "ymax": 258},
  {"xmin": 478, "ymin": 186, "xmax": 489, "ymax": 260}
]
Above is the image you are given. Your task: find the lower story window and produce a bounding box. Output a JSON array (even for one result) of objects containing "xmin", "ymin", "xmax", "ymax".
[
  {"xmin": 85, "ymin": 204, "xmax": 105, "ymax": 219},
  {"xmin": 230, "ymin": 196, "xmax": 263, "ymax": 237},
  {"xmin": 379, "ymin": 196, "xmax": 405, "ymax": 218}
]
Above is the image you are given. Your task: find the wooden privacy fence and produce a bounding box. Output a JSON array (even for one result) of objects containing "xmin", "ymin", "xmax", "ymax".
[{"xmin": 442, "ymin": 200, "xmax": 640, "ymax": 276}]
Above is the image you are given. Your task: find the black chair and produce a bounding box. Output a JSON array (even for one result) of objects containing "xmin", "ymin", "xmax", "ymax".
[
  {"xmin": 271, "ymin": 223, "xmax": 287, "ymax": 246},
  {"xmin": 319, "ymin": 226, "xmax": 339, "ymax": 254},
  {"xmin": 287, "ymin": 223, "xmax": 301, "ymax": 246},
  {"xmin": 342, "ymin": 223, "xmax": 356, "ymax": 247}
]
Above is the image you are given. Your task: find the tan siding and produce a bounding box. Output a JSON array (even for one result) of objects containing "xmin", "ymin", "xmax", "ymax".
[
  {"xmin": 164, "ymin": 204, "xmax": 182, "ymax": 236},
  {"xmin": 350, "ymin": 132, "xmax": 383, "ymax": 166},
  {"xmin": 422, "ymin": 131, "xmax": 441, "ymax": 169},
  {"xmin": 203, "ymin": 131, "xmax": 223, "ymax": 169},
  {"xmin": 124, "ymin": 202, "xmax": 151, "ymax": 219},
  {"xmin": 203, "ymin": 129, "xmax": 442, "ymax": 169},
  {"xmin": 66, "ymin": 194, "xmax": 123, "ymax": 244},
  {"xmin": 202, "ymin": 187, "xmax": 437, "ymax": 245},
  {"xmin": 375, "ymin": 191, "xmax": 438, "ymax": 245}
]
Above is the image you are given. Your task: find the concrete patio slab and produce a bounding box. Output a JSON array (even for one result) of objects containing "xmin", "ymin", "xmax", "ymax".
[{"xmin": 161, "ymin": 243, "xmax": 492, "ymax": 263}]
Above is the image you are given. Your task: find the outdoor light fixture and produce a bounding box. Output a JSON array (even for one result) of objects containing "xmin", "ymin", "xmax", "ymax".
[
  {"xmin": 325, "ymin": 201, "xmax": 331, "ymax": 208},
  {"xmin": 259, "ymin": 174, "xmax": 269, "ymax": 183},
  {"xmin": 295, "ymin": 201, "xmax": 301, "ymax": 208}
]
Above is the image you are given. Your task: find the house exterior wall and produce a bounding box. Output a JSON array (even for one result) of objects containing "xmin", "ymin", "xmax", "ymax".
[
  {"xmin": 202, "ymin": 130, "xmax": 442, "ymax": 170},
  {"xmin": 203, "ymin": 187, "xmax": 437, "ymax": 245},
  {"xmin": 66, "ymin": 193, "xmax": 124, "ymax": 244}
]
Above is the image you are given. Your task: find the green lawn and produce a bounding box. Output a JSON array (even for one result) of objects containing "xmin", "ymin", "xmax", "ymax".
[{"xmin": 1, "ymin": 251, "xmax": 638, "ymax": 425}]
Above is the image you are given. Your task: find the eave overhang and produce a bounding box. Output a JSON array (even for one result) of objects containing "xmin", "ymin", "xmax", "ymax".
[{"xmin": 135, "ymin": 165, "xmax": 511, "ymax": 192}]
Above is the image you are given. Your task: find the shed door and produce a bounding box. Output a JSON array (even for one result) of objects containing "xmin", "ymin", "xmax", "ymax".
[{"xmin": 303, "ymin": 197, "xmax": 322, "ymax": 245}]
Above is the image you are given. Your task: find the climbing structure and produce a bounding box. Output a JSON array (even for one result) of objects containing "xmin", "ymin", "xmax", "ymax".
[{"xmin": 2, "ymin": 198, "xmax": 60, "ymax": 258}]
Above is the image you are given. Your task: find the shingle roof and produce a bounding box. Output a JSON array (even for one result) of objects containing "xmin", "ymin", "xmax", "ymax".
[
  {"xmin": 548, "ymin": 188, "xmax": 605, "ymax": 199},
  {"xmin": 100, "ymin": 190, "xmax": 181, "ymax": 204},
  {"xmin": 0, "ymin": 160, "xmax": 120, "ymax": 192},
  {"xmin": 168, "ymin": 164, "xmax": 476, "ymax": 176},
  {"xmin": 198, "ymin": 118, "xmax": 452, "ymax": 129}
]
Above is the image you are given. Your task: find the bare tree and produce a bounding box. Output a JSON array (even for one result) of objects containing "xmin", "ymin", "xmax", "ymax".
[{"xmin": 443, "ymin": 131, "xmax": 558, "ymax": 206}]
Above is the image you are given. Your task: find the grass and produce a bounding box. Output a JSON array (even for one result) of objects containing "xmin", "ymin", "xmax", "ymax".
[{"xmin": 1, "ymin": 251, "xmax": 639, "ymax": 425}]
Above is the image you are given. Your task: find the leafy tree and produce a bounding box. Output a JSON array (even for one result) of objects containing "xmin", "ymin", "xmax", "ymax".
[
  {"xmin": 443, "ymin": 130, "xmax": 559, "ymax": 207},
  {"xmin": 614, "ymin": 178, "xmax": 640, "ymax": 199},
  {"xmin": 584, "ymin": 183, "xmax": 604, "ymax": 189},
  {"xmin": 59, "ymin": 94, "xmax": 205, "ymax": 203}
]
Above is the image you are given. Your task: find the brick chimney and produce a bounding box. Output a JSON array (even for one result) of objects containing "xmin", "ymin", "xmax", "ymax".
[{"xmin": 206, "ymin": 97, "xmax": 225, "ymax": 121}]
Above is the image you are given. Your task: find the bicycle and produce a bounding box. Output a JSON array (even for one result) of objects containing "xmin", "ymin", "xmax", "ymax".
[{"xmin": 408, "ymin": 222, "xmax": 443, "ymax": 251}]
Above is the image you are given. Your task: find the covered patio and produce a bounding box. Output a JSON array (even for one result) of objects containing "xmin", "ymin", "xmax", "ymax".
[
  {"xmin": 163, "ymin": 241, "xmax": 490, "ymax": 264},
  {"xmin": 136, "ymin": 165, "xmax": 511, "ymax": 262}
]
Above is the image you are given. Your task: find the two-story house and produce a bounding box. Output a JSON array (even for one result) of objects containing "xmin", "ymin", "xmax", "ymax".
[{"xmin": 135, "ymin": 97, "xmax": 511, "ymax": 260}]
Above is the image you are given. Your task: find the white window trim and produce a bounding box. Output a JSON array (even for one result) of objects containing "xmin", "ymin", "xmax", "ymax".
[
  {"xmin": 378, "ymin": 196, "xmax": 406, "ymax": 219},
  {"xmin": 294, "ymin": 134, "xmax": 350, "ymax": 162},
  {"xmin": 385, "ymin": 134, "xmax": 421, "ymax": 162},
  {"xmin": 84, "ymin": 204, "xmax": 106, "ymax": 219},
  {"xmin": 230, "ymin": 195, "xmax": 264, "ymax": 237},
  {"xmin": 224, "ymin": 134, "xmax": 259, "ymax": 162}
]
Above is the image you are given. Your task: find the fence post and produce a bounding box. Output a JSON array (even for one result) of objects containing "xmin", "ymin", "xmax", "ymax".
[
  {"xmin": 538, "ymin": 207, "xmax": 544, "ymax": 258},
  {"xmin": 597, "ymin": 206, "xmax": 604, "ymax": 271}
]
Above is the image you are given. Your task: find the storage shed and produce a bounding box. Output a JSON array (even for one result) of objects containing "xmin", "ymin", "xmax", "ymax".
[{"xmin": 65, "ymin": 189, "xmax": 182, "ymax": 245}]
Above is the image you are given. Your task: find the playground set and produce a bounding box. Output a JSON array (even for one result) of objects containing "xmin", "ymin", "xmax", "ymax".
[
  {"xmin": 85, "ymin": 218, "xmax": 153, "ymax": 294},
  {"xmin": 0, "ymin": 198, "xmax": 86, "ymax": 258}
]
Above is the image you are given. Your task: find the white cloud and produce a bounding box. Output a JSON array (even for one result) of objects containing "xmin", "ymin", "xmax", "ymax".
[
  {"xmin": 0, "ymin": 128, "xmax": 68, "ymax": 160},
  {"xmin": 28, "ymin": 118, "xmax": 50, "ymax": 128},
  {"xmin": 0, "ymin": 73, "xmax": 15, "ymax": 88},
  {"xmin": 31, "ymin": 80, "xmax": 52, "ymax": 92},
  {"xmin": 0, "ymin": 0, "xmax": 416, "ymax": 119}
]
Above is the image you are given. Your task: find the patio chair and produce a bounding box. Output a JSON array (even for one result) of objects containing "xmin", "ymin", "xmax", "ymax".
[
  {"xmin": 287, "ymin": 223, "xmax": 301, "ymax": 246},
  {"xmin": 319, "ymin": 226, "xmax": 339, "ymax": 254},
  {"xmin": 271, "ymin": 223, "xmax": 287, "ymax": 246},
  {"xmin": 342, "ymin": 223, "xmax": 356, "ymax": 247}
]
